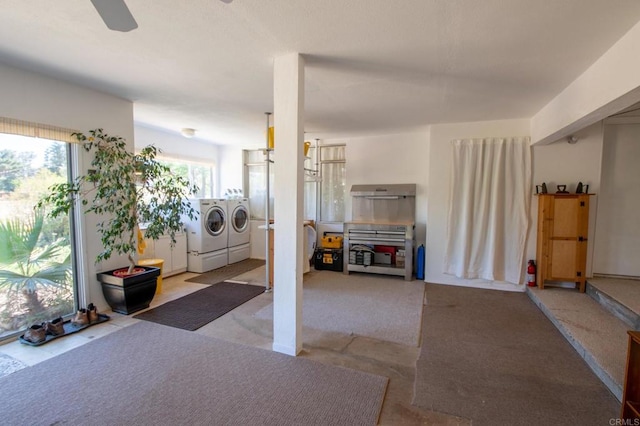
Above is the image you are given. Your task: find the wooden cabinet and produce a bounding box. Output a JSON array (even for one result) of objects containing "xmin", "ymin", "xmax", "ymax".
[
  {"xmin": 536, "ymin": 194, "xmax": 591, "ymax": 292},
  {"xmin": 622, "ymin": 331, "xmax": 640, "ymax": 421}
]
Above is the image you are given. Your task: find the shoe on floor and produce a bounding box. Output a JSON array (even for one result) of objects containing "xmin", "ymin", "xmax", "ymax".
[
  {"xmin": 44, "ymin": 317, "xmax": 65, "ymax": 336},
  {"xmin": 71, "ymin": 309, "xmax": 89, "ymax": 327},
  {"xmin": 23, "ymin": 324, "xmax": 46, "ymax": 343},
  {"xmin": 87, "ymin": 303, "xmax": 99, "ymax": 323}
]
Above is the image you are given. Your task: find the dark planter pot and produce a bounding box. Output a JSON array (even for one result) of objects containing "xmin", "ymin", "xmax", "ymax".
[{"xmin": 97, "ymin": 266, "xmax": 160, "ymax": 315}]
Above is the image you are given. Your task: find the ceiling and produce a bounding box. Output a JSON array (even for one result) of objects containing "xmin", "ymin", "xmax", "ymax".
[{"xmin": 2, "ymin": 1, "xmax": 640, "ymax": 146}]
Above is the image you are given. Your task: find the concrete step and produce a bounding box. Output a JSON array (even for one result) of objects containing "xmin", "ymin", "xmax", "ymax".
[
  {"xmin": 586, "ymin": 277, "xmax": 640, "ymax": 330},
  {"xmin": 526, "ymin": 286, "xmax": 628, "ymax": 401}
]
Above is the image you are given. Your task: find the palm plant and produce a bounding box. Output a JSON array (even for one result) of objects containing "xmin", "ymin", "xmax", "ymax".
[{"xmin": 0, "ymin": 211, "xmax": 72, "ymax": 316}]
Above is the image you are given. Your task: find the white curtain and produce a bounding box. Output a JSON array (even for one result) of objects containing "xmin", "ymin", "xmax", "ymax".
[{"xmin": 444, "ymin": 137, "xmax": 531, "ymax": 284}]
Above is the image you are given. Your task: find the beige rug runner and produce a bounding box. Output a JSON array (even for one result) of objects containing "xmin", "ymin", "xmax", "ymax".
[
  {"xmin": 0, "ymin": 321, "xmax": 388, "ymax": 426},
  {"xmin": 413, "ymin": 283, "xmax": 619, "ymax": 425}
]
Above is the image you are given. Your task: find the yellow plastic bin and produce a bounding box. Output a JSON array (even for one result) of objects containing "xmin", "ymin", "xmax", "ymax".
[{"xmin": 138, "ymin": 258, "xmax": 164, "ymax": 294}]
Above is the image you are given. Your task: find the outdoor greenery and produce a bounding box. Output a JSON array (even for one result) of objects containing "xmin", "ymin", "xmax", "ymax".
[
  {"xmin": 37, "ymin": 129, "xmax": 199, "ymax": 273},
  {"xmin": 0, "ymin": 212, "xmax": 73, "ymax": 324},
  {"xmin": 0, "ymin": 139, "xmax": 72, "ymax": 336}
]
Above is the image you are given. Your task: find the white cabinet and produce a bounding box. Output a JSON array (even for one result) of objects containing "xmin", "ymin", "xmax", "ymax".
[{"xmin": 141, "ymin": 232, "xmax": 187, "ymax": 277}]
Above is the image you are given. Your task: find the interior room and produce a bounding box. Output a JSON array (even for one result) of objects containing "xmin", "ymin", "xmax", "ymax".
[{"xmin": 1, "ymin": 1, "xmax": 640, "ymax": 424}]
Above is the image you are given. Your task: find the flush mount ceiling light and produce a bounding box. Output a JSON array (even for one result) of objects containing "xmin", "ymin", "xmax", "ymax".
[
  {"xmin": 567, "ymin": 135, "xmax": 578, "ymax": 144},
  {"xmin": 181, "ymin": 128, "xmax": 196, "ymax": 138}
]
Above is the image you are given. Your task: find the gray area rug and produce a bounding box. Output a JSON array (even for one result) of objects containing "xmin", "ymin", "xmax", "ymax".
[
  {"xmin": 254, "ymin": 270, "xmax": 425, "ymax": 346},
  {"xmin": 134, "ymin": 281, "xmax": 264, "ymax": 330},
  {"xmin": 0, "ymin": 321, "xmax": 388, "ymax": 426},
  {"xmin": 413, "ymin": 283, "xmax": 619, "ymax": 426},
  {"xmin": 185, "ymin": 258, "xmax": 265, "ymax": 284}
]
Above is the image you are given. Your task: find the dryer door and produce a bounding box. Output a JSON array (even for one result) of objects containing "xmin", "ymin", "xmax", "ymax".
[
  {"xmin": 205, "ymin": 206, "xmax": 226, "ymax": 236},
  {"xmin": 231, "ymin": 205, "xmax": 249, "ymax": 233}
]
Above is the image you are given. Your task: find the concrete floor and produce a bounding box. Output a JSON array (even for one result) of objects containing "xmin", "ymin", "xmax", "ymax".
[{"xmin": 0, "ymin": 265, "xmax": 467, "ymax": 425}]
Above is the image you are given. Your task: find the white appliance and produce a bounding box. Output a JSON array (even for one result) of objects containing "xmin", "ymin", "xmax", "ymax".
[
  {"xmin": 183, "ymin": 198, "xmax": 228, "ymax": 273},
  {"xmin": 227, "ymin": 198, "xmax": 251, "ymax": 264}
]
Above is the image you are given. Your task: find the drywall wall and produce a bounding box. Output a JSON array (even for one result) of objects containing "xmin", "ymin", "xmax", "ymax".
[
  {"xmin": 528, "ymin": 122, "xmax": 604, "ymax": 278},
  {"xmin": 0, "ymin": 63, "xmax": 134, "ymax": 310},
  {"xmin": 593, "ymin": 123, "xmax": 640, "ymax": 276},
  {"xmin": 218, "ymin": 145, "xmax": 244, "ymax": 198},
  {"xmin": 342, "ymin": 131, "xmax": 430, "ymax": 249},
  {"xmin": 531, "ymin": 20, "xmax": 640, "ymax": 144},
  {"xmin": 427, "ymin": 119, "xmax": 530, "ymax": 291}
]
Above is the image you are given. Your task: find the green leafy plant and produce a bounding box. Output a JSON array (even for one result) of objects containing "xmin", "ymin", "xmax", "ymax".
[
  {"xmin": 0, "ymin": 211, "xmax": 72, "ymax": 318},
  {"xmin": 36, "ymin": 129, "xmax": 198, "ymax": 273}
]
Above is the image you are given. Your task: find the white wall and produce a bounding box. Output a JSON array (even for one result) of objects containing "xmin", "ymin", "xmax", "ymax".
[
  {"xmin": 528, "ymin": 122, "xmax": 604, "ymax": 278},
  {"xmin": 426, "ymin": 119, "xmax": 531, "ymax": 291},
  {"xmin": 0, "ymin": 63, "xmax": 134, "ymax": 310},
  {"xmin": 341, "ymin": 131, "xmax": 430, "ymax": 249},
  {"xmin": 218, "ymin": 145, "xmax": 244, "ymax": 198},
  {"xmin": 593, "ymin": 123, "xmax": 640, "ymax": 276},
  {"xmin": 531, "ymin": 20, "xmax": 640, "ymax": 144}
]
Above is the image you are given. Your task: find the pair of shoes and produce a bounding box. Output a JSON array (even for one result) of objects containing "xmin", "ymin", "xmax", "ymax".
[
  {"xmin": 71, "ymin": 308, "xmax": 89, "ymax": 327},
  {"xmin": 23, "ymin": 324, "xmax": 46, "ymax": 343},
  {"xmin": 43, "ymin": 317, "xmax": 65, "ymax": 336},
  {"xmin": 87, "ymin": 303, "xmax": 99, "ymax": 323}
]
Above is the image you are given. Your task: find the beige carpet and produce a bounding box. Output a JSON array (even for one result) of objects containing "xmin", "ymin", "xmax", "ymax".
[
  {"xmin": 413, "ymin": 283, "xmax": 619, "ymax": 426},
  {"xmin": 254, "ymin": 270, "xmax": 425, "ymax": 346},
  {"xmin": 0, "ymin": 321, "xmax": 388, "ymax": 426}
]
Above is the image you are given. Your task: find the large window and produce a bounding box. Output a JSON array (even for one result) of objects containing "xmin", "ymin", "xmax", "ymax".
[
  {"xmin": 158, "ymin": 157, "xmax": 215, "ymax": 199},
  {"xmin": 243, "ymin": 143, "xmax": 346, "ymax": 223},
  {"xmin": 0, "ymin": 133, "xmax": 76, "ymax": 340}
]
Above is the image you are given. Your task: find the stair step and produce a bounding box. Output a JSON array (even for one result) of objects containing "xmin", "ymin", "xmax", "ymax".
[
  {"xmin": 586, "ymin": 277, "xmax": 640, "ymax": 330},
  {"xmin": 526, "ymin": 286, "xmax": 628, "ymax": 401}
]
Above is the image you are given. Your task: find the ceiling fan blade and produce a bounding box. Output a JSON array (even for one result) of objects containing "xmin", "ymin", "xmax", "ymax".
[
  {"xmin": 90, "ymin": 0, "xmax": 138, "ymax": 32},
  {"xmin": 219, "ymin": 0, "xmax": 234, "ymax": 3}
]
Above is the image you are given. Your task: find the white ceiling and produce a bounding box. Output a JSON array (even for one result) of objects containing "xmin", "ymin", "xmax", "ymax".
[{"xmin": 2, "ymin": 0, "xmax": 640, "ymax": 146}]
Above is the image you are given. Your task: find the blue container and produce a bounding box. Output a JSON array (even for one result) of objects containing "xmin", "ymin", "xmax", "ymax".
[{"xmin": 416, "ymin": 244, "xmax": 425, "ymax": 280}]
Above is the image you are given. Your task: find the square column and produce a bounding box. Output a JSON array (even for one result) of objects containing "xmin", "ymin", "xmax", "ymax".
[{"xmin": 272, "ymin": 53, "xmax": 305, "ymax": 356}]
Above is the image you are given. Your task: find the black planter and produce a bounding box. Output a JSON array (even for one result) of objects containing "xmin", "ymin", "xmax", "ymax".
[{"xmin": 97, "ymin": 266, "xmax": 160, "ymax": 315}]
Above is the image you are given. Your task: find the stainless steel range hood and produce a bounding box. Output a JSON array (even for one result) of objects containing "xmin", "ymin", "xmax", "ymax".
[{"xmin": 350, "ymin": 183, "xmax": 416, "ymax": 223}]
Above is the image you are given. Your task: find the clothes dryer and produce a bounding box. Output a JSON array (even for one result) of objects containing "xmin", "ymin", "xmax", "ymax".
[
  {"xmin": 183, "ymin": 198, "xmax": 228, "ymax": 272},
  {"xmin": 227, "ymin": 198, "xmax": 251, "ymax": 264}
]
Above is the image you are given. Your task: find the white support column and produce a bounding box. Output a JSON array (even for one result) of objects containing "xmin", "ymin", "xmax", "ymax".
[{"xmin": 272, "ymin": 53, "xmax": 305, "ymax": 356}]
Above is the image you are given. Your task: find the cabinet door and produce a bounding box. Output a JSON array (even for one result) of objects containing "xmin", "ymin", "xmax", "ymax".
[
  {"xmin": 548, "ymin": 195, "xmax": 589, "ymax": 284},
  {"xmin": 172, "ymin": 233, "xmax": 187, "ymax": 273},
  {"xmin": 153, "ymin": 236, "xmax": 173, "ymax": 277}
]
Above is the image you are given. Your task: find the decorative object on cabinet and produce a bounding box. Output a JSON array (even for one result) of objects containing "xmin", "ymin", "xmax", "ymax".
[
  {"xmin": 535, "ymin": 182, "xmax": 548, "ymax": 194},
  {"xmin": 621, "ymin": 331, "xmax": 640, "ymax": 421},
  {"xmin": 535, "ymin": 193, "xmax": 592, "ymax": 292},
  {"xmin": 555, "ymin": 184, "xmax": 569, "ymax": 194}
]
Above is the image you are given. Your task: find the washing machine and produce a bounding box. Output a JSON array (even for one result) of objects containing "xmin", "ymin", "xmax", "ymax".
[
  {"xmin": 227, "ymin": 198, "xmax": 251, "ymax": 264},
  {"xmin": 183, "ymin": 198, "xmax": 228, "ymax": 273}
]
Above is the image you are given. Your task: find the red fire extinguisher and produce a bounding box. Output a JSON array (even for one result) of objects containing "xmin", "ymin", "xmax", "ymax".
[{"xmin": 527, "ymin": 260, "xmax": 536, "ymax": 287}]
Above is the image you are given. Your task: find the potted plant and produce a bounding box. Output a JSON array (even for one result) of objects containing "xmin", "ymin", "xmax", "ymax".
[{"xmin": 37, "ymin": 129, "xmax": 198, "ymax": 314}]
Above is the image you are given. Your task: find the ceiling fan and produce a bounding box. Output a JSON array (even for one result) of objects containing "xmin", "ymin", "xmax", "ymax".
[{"xmin": 90, "ymin": 0, "xmax": 233, "ymax": 32}]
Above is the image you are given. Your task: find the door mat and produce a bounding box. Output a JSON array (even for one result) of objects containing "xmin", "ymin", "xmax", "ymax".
[
  {"xmin": 133, "ymin": 281, "xmax": 264, "ymax": 331},
  {"xmin": 185, "ymin": 258, "xmax": 265, "ymax": 285}
]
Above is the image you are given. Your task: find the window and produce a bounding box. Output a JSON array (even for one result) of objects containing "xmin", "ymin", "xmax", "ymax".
[
  {"xmin": 244, "ymin": 149, "xmax": 272, "ymax": 220},
  {"xmin": 243, "ymin": 143, "xmax": 346, "ymax": 223},
  {"xmin": 318, "ymin": 144, "xmax": 346, "ymax": 223},
  {"xmin": 0, "ymin": 132, "xmax": 77, "ymax": 341},
  {"xmin": 158, "ymin": 157, "xmax": 215, "ymax": 199}
]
